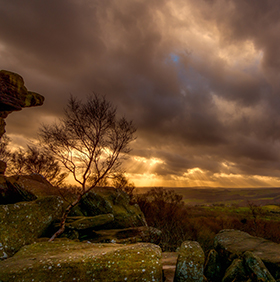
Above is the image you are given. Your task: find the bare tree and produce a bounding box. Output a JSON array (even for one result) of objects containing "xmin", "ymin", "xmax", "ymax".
[{"xmin": 39, "ymin": 94, "xmax": 136, "ymax": 241}]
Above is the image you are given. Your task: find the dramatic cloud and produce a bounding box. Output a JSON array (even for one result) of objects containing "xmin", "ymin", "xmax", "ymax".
[{"xmin": 1, "ymin": 0, "xmax": 280, "ymax": 187}]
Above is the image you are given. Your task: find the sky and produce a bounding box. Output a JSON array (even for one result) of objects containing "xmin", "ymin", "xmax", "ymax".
[{"xmin": 1, "ymin": 0, "xmax": 280, "ymax": 188}]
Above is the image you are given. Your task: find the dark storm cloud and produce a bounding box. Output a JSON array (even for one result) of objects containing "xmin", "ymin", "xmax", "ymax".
[{"xmin": 2, "ymin": 0, "xmax": 280, "ymax": 185}]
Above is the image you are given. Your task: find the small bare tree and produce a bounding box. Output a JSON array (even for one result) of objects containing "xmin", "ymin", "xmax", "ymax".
[{"xmin": 39, "ymin": 94, "xmax": 136, "ymax": 241}]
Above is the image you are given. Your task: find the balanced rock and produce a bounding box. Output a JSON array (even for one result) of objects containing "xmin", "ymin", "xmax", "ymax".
[
  {"xmin": 0, "ymin": 196, "xmax": 63, "ymax": 257},
  {"xmin": 0, "ymin": 240, "xmax": 162, "ymax": 281},
  {"xmin": 0, "ymin": 70, "xmax": 44, "ymax": 138},
  {"xmin": 174, "ymin": 241, "xmax": 205, "ymax": 282}
]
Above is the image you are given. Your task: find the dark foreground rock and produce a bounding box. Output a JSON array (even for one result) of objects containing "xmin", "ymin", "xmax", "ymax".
[
  {"xmin": 0, "ymin": 196, "xmax": 63, "ymax": 257},
  {"xmin": 0, "ymin": 240, "xmax": 162, "ymax": 282}
]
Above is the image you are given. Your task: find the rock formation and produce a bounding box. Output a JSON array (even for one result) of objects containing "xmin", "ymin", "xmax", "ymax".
[
  {"xmin": 204, "ymin": 229, "xmax": 280, "ymax": 281},
  {"xmin": 0, "ymin": 240, "xmax": 162, "ymax": 281},
  {"xmin": 0, "ymin": 70, "xmax": 44, "ymax": 138},
  {"xmin": 0, "ymin": 196, "xmax": 64, "ymax": 258}
]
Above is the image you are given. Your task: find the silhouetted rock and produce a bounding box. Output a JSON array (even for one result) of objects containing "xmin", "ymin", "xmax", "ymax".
[
  {"xmin": 174, "ymin": 241, "xmax": 205, "ymax": 282},
  {"xmin": 0, "ymin": 240, "xmax": 162, "ymax": 281},
  {"xmin": 0, "ymin": 196, "xmax": 63, "ymax": 258},
  {"xmin": 0, "ymin": 70, "xmax": 44, "ymax": 138}
]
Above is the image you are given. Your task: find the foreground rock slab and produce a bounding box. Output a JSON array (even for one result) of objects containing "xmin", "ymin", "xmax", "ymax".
[
  {"xmin": 0, "ymin": 240, "xmax": 162, "ymax": 282},
  {"xmin": 214, "ymin": 229, "xmax": 280, "ymax": 280}
]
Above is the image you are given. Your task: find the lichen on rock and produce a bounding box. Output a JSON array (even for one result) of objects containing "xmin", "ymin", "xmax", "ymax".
[
  {"xmin": 174, "ymin": 241, "xmax": 205, "ymax": 282},
  {"xmin": 0, "ymin": 240, "xmax": 162, "ymax": 281},
  {"xmin": 0, "ymin": 196, "xmax": 64, "ymax": 257}
]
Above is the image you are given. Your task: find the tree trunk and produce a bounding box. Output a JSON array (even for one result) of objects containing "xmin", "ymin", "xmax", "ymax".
[{"xmin": 48, "ymin": 194, "xmax": 82, "ymax": 241}]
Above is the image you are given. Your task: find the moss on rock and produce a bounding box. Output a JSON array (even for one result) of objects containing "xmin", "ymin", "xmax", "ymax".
[
  {"xmin": 0, "ymin": 196, "xmax": 64, "ymax": 257},
  {"xmin": 70, "ymin": 187, "xmax": 147, "ymax": 229},
  {"xmin": 0, "ymin": 240, "xmax": 162, "ymax": 281}
]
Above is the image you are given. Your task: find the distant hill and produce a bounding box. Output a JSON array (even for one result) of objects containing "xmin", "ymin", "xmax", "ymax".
[{"xmin": 135, "ymin": 187, "xmax": 280, "ymax": 206}]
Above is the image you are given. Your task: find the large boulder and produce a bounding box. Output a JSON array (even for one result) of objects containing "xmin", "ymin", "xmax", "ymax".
[
  {"xmin": 0, "ymin": 196, "xmax": 63, "ymax": 257},
  {"xmin": 0, "ymin": 70, "xmax": 44, "ymax": 138},
  {"xmin": 214, "ymin": 229, "xmax": 280, "ymax": 280},
  {"xmin": 70, "ymin": 187, "xmax": 147, "ymax": 229},
  {"xmin": 0, "ymin": 240, "xmax": 162, "ymax": 281},
  {"xmin": 174, "ymin": 241, "xmax": 205, "ymax": 282}
]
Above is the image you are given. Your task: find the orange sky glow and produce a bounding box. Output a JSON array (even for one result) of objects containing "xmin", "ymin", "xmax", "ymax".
[{"xmin": 2, "ymin": 0, "xmax": 280, "ymax": 188}]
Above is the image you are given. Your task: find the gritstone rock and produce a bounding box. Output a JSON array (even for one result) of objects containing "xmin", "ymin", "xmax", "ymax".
[
  {"xmin": 0, "ymin": 240, "xmax": 162, "ymax": 282},
  {"xmin": 174, "ymin": 241, "xmax": 205, "ymax": 282}
]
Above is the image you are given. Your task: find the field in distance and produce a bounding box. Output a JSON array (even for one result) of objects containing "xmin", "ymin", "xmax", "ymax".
[{"xmin": 135, "ymin": 187, "xmax": 280, "ymax": 206}]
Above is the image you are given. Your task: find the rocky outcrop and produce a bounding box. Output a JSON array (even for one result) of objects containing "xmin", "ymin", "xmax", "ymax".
[
  {"xmin": 69, "ymin": 187, "xmax": 147, "ymax": 229},
  {"xmin": 0, "ymin": 196, "xmax": 63, "ymax": 258},
  {"xmin": 0, "ymin": 240, "xmax": 162, "ymax": 281},
  {"xmin": 204, "ymin": 229, "xmax": 280, "ymax": 281},
  {"xmin": 0, "ymin": 70, "xmax": 44, "ymax": 138},
  {"xmin": 174, "ymin": 241, "xmax": 205, "ymax": 282}
]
